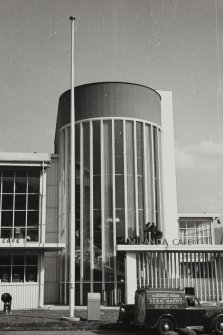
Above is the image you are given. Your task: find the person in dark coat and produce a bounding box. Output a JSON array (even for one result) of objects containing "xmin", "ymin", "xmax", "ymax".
[{"xmin": 1, "ymin": 293, "xmax": 12, "ymax": 314}]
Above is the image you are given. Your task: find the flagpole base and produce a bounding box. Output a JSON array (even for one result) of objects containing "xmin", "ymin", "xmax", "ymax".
[{"xmin": 61, "ymin": 316, "xmax": 80, "ymax": 322}]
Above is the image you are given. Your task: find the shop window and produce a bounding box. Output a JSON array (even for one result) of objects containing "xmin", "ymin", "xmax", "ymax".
[
  {"xmin": 0, "ymin": 255, "xmax": 38, "ymax": 283},
  {"xmin": 1, "ymin": 228, "xmax": 12, "ymax": 238},
  {"xmin": 2, "ymin": 171, "xmax": 14, "ymax": 193},
  {"xmin": 14, "ymin": 211, "xmax": 26, "ymax": 226},
  {"xmin": 15, "ymin": 171, "xmax": 27, "ymax": 193},
  {"xmin": 14, "ymin": 227, "xmax": 25, "ymax": 239},
  {"xmin": 15, "ymin": 195, "xmax": 26, "ymax": 210},
  {"xmin": 2, "ymin": 195, "xmax": 13, "ymax": 210},
  {"xmin": 28, "ymin": 195, "xmax": 39, "ymax": 210},
  {"xmin": 28, "ymin": 171, "xmax": 40, "ymax": 193},
  {"xmin": 1, "ymin": 211, "xmax": 13, "ymax": 227},
  {"xmin": 27, "ymin": 211, "xmax": 39, "ymax": 226},
  {"xmin": 27, "ymin": 228, "xmax": 38, "ymax": 242}
]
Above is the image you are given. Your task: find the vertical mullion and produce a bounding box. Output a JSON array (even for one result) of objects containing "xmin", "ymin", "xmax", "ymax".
[
  {"xmin": 59, "ymin": 130, "xmax": 63, "ymax": 303},
  {"xmin": 198, "ymin": 252, "xmax": 202, "ymax": 301},
  {"xmin": 12, "ymin": 171, "xmax": 15, "ymax": 238},
  {"xmin": 41, "ymin": 163, "xmax": 46, "ymax": 244},
  {"xmin": 138, "ymin": 253, "xmax": 141, "ymax": 289},
  {"xmin": 123, "ymin": 121, "xmax": 128, "ymax": 240},
  {"xmin": 163, "ymin": 252, "xmax": 166, "ymax": 288},
  {"xmin": 155, "ymin": 252, "xmax": 158, "ymax": 288},
  {"xmin": 174, "ymin": 252, "xmax": 177, "ymax": 288},
  {"xmin": 190, "ymin": 253, "xmax": 193, "ymax": 289},
  {"xmin": 219, "ymin": 252, "xmax": 223, "ymax": 301},
  {"xmin": 24, "ymin": 255, "xmax": 26, "ymax": 282},
  {"xmin": 186, "ymin": 253, "xmax": 189, "ymax": 287},
  {"xmin": 210, "ymin": 253, "xmax": 215, "ymax": 300},
  {"xmin": 146, "ymin": 253, "xmax": 149, "ymax": 286},
  {"xmin": 151, "ymin": 126, "xmax": 156, "ymax": 224},
  {"xmin": 156, "ymin": 128, "xmax": 162, "ymax": 230},
  {"xmin": 194, "ymin": 252, "xmax": 198, "ymax": 297},
  {"xmin": 101, "ymin": 120, "xmax": 105, "ymax": 303},
  {"xmin": 39, "ymin": 168, "xmax": 43, "ymax": 244},
  {"xmin": 112, "ymin": 119, "xmax": 117, "ymax": 304},
  {"xmin": 143, "ymin": 123, "xmax": 148, "ymax": 231},
  {"xmin": 182, "ymin": 253, "xmax": 185, "ymax": 289},
  {"xmin": 0, "ymin": 171, "xmax": 2, "ymax": 237},
  {"xmin": 25, "ymin": 171, "xmax": 28, "ymax": 243},
  {"xmin": 90, "ymin": 121, "xmax": 94, "ymax": 292},
  {"xmin": 10, "ymin": 255, "xmax": 12, "ymax": 283},
  {"xmin": 207, "ymin": 253, "xmax": 211, "ymax": 300},
  {"xmin": 202, "ymin": 253, "xmax": 207, "ymax": 301},
  {"xmin": 150, "ymin": 253, "xmax": 153, "ymax": 288},
  {"xmin": 142, "ymin": 253, "xmax": 145, "ymax": 287},
  {"xmin": 133, "ymin": 121, "xmax": 139, "ymax": 236},
  {"xmin": 211, "ymin": 220, "xmax": 214, "ymax": 244},
  {"xmin": 214, "ymin": 253, "xmax": 219, "ymax": 301},
  {"xmin": 178, "ymin": 252, "xmax": 181, "ymax": 290},
  {"xmin": 170, "ymin": 252, "xmax": 173, "ymax": 288},
  {"xmin": 167, "ymin": 252, "xmax": 170, "ymax": 288},
  {"xmin": 80, "ymin": 123, "xmax": 84, "ymax": 305}
]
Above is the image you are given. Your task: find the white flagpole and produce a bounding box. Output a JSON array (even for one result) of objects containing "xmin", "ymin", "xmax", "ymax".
[{"xmin": 69, "ymin": 16, "xmax": 75, "ymax": 318}]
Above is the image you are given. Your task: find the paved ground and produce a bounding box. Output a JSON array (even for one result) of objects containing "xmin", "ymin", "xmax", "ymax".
[
  {"xmin": 0, "ymin": 332, "xmax": 139, "ymax": 335},
  {"xmin": 0, "ymin": 307, "xmax": 122, "ymax": 332},
  {"xmin": 0, "ymin": 306, "xmax": 211, "ymax": 334}
]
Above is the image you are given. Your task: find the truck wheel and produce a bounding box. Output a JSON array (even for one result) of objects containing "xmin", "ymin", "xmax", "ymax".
[
  {"xmin": 157, "ymin": 317, "xmax": 175, "ymax": 334},
  {"xmin": 214, "ymin": 316, "xmax": 223, "ymax": 335}
]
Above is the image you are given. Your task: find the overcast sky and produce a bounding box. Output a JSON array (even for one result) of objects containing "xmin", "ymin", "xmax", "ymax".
[{"xmin": 0, "ymin": 0, "xmax": 223, "ymax": 215}]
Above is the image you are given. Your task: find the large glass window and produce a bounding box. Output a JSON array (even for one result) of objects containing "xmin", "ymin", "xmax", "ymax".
[
  {"xmin": 61, "ymin": 118, "xmax": 162, "ymax": 305},
  {"xmin": 103, "ymin": 120, "xmax": 114, "ymax": 282},
  {"xmin": 0, "ymin": 169, "xmax": 40, "ymax": 241},
  {"xmin": 126, "ymin": 121, "xmax": 136, "ymax": 237},
  {"xmin": 179, "ymin": 219, "xmax": 212, "ymax": 244},
  {"xmin": 115, "ymin": 121, "xmax": 125, "ymax": 244},
  {"xmin": 93, "ymin": 122, "xmax": 102, "ymax": 281},
  {"xmin": 136, "ymin": 122, "xmax": 144, "ymax": 240},
  {"xmin": 0, "ymin": 255, "xmax": 38, "ymax": 283},
  {"xmin": 83, "ymin": 123, "xmax": 90, "ymax": 281}
]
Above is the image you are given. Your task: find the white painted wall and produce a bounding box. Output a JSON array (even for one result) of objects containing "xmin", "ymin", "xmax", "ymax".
[
  {"xmin": 0, "ymin": 284, "xmax": 39, "ymax": 309},
  {"xmin": 125, "ymin": 252, "xmax": 137, "ymax": 304},
  {"xmin": 158, "ymin": 90, "xmax": 179, "ymax": 242}
]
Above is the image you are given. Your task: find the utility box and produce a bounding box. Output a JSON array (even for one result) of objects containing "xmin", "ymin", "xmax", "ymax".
[{"xmin": 87, "ymin": 293, "xmax": 100, "ymax": 321}]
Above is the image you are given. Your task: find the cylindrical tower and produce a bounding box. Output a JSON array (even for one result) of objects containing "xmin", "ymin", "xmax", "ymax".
[{"xmin": 55, "ymin": 82, "xmax": 162, "ymax": 305}]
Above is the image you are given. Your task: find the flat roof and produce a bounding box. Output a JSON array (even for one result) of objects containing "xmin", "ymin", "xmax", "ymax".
[
  {"xmin": 178, "ymin": 213, "xmax": 220, "ymax": 219},
  {"xmin": 0, "ymin": 152, "xmax": 51, "ymax": 166}
]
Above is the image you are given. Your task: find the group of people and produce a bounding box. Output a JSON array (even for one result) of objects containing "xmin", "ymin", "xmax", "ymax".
[
  {"xmin": 144, "ymin": 222, "xmax": 163, "ymax": 244},
  {"xmin": 126, "ymin": 222, "xmax": 163, "ymax": 245}
]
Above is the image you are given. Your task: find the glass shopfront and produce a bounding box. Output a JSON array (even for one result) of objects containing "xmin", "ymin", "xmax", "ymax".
[
  {"xmin": 0, "ymin": 254, "xmax": 38, "ymax": 283},
  {"xmin": 59, "ymin": 118, "xmax": 162, "ymax": 305}
]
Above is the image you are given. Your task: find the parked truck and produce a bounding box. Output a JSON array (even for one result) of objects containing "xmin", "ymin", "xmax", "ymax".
[{"xmin": 118, "ymin": 287, "xmax": 223, "ymax": 334}]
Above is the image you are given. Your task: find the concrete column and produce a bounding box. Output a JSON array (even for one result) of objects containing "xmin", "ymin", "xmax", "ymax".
[
  {"xmin": 39, "ymin": 252, "xmax": 45, "ymax": 308},
  {"xmin": 125, "ymin": 252, "xmax": 137, "ymax": 304},
  {"xmin": 41, "ymin": 164, "xmax": 46, "ymax": 244},
  {"xmin": 158, "ymin": 90, "xmax": 178, "ymax": 242}
]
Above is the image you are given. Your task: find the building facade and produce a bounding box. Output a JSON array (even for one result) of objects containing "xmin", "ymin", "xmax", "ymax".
[
  {"xmin": 55, "ymin": 82, "xmax": 178, "ymax": 305},
  {"xmin": 0, "ymin": 82, "xmax": 223, "ymax": 308},
  {"xmin": 0, "ymin": 153, "xmax": 64, "ymax": 309}
]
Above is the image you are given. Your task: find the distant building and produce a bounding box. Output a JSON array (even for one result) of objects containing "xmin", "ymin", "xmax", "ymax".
[{"xmin": 178, "ymin": 213, "xmax": 220, "ymax": 245}]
